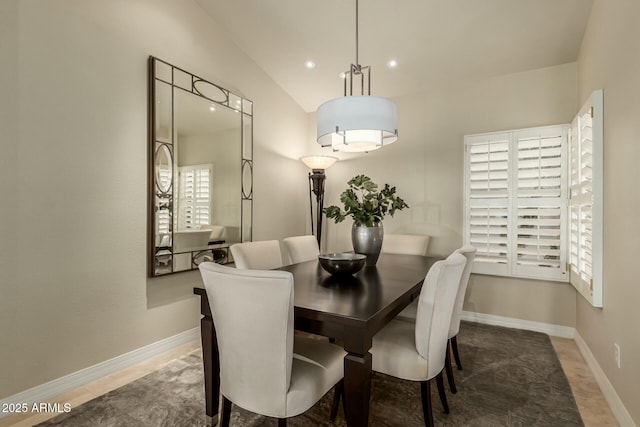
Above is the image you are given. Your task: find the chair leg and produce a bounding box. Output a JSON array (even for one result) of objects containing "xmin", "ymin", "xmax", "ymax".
[
  {"xmin": 445, "ymin": 340, "xmax": 457, "ymax": 394},
  {"xmin": 220, "ymin": 396, "xmax": 232, "ymax": 427},
  {"xmin": 330, "ymin": 380, "xmax": 344, "ymax": 422},
  {"xmin": 342, "ymin": 378, "xmax": 347, "ymax": 420},
  {"xmin": 278, "ymin": 418, "xmax": 287, "ymax": 427},
  {"xmin": 451, "ymin": 336, "xmax": 462, "ymax": 370},
  {"xmin": 435, "ymin": 371, "xmax": 450, "ymax": 414},
  {"xmin": 420, "ymin": 380, "xmax": 434, "ymax": 427}
]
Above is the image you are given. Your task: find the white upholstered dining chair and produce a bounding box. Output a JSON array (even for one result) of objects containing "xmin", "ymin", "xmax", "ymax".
[
  {"xmin": 282, "ymin": 235, "xmax": 320, "ymax": 265},
  {"xmin": 370, "ymin": 252, "xmax": 467, "ymax": 427},
  {"xmin": 395, "ymin": 245, "xmax": 477, "ymax": 395},
  {"xmin": 230, "ymin": 240, "xmax": 283, "ymax": 270},
  {"xmin": 198, "ymin": 262, "xmax": 346, "ymax": 426},
  {"xmin": 381, "ymin": 233, "xmax": 430, "ymax": 256},
  {"xmin": 382, "ymin": 234, "xmax": 430, "ymax": 321},
  {"xmin": 443, "ymin": 245, "xmax": 477, "ymax": 393}
]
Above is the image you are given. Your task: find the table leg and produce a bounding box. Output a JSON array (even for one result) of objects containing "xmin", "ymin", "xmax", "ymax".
[
  {"xmin": 200, "ymin": 316, "xmax": 220, "ymax": 425},
  {"xmin": 344, "ymin": 351, "xmax": 372, "ymax": 427}
]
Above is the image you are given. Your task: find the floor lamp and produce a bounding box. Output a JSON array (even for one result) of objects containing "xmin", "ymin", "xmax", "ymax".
[{"xmin": 300, "ymin": 156, "xmax": 338, "ymax": 248}]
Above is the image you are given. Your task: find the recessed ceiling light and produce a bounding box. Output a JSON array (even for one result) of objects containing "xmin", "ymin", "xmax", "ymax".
[
  {"xmin": 339, "ymin": 72, "xmax": 350, "ymax": 79},
  {"xmin": 209, "ymin": 105, "xmax": 216, "ymax": 111},
  {"xmin": 387, "ymin": 59, "xmax": 398, "ymax": 68},
  {"xmin": 304, "ymin": 60, "xmax": 316, "ymax": 69}
]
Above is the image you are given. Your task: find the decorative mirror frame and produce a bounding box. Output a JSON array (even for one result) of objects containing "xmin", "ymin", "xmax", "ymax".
[{"xmin": 147, "ymin": 56, "xmax": 253, "ymax": 277}]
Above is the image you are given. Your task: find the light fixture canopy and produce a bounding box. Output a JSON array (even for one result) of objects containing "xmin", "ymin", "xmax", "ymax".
[{"xmin": 316, "ymin": 0, "xmax": 397, "ymax": 153}]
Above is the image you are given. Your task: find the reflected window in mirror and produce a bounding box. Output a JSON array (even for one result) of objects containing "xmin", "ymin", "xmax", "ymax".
[
  {"xmin": 178, "ymin": 164, "xmax": 212, "ymax": 230},
  {"xmin": 148, "ymin": 56, "xmax": 253, "ymax": 276}
]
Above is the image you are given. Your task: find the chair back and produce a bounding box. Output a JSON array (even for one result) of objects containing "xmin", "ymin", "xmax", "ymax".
[
  {"xmin": 198, "ymin": 262, "xmax": 294, "ymax": 416},
  {"xmin": 449, "ymin": 245, "xmax": 477, "ymax": 338},
  {"xmin": 283, "ymin": 235, "xmax": 320, "ymax": 264},
  {"xmin": 415, "ymin": 252, "xmax": 466, "ymax": 379},
  {"xmin": 381, "ymin": 234, "xmax": 430, "ymax": 256},
  {"xmin": 230, "ymin": 240, "xmax": 283, "ymax": 270}
]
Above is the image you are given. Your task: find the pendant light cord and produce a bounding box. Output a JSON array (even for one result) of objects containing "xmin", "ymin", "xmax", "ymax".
[
  {"xmin": 355, "ymin": 0, "xmax": 359, "ymax": 67},
  {"xmin": 346, "ymin": 0, "xmax": 370, "ymax": 96}
]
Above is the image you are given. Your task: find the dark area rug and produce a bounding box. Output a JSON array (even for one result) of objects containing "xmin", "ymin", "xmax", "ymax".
[{"xmin": 37, "ymin": 322, "xmax": 583, "ymax": 426}]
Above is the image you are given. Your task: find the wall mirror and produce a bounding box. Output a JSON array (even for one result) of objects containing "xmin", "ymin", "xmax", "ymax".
[{"xmin": 148, "ymin": 56, "xmax": 253, "ymax": 276}]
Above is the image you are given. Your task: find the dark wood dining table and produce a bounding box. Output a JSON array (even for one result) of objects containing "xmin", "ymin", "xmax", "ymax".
[{"xmin": 193, "ymin": 253, "xmax": 440, "ymax": 427}]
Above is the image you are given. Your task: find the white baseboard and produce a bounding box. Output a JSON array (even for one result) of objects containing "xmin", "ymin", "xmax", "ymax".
[
  {"xmin": 0, "ymin": 327, "xmax": 200, "ymax": 419},
  {"xmin": 461, "ymin": 310, "xmax": 576, "ymax": 338},
  {"xmin": 574, "ymin": 331, "xmax": 637, "ymax": 427}
]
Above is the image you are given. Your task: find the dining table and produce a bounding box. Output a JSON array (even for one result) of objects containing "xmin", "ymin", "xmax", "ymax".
[{"xmin": 193, "ymin": 252, "xmax": 441, "ymax": 427}]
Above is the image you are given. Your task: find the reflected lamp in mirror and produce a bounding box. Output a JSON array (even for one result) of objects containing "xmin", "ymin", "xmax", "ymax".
[{"xmin": 300, "ymin": 155, "xmax": 338, "ymax": 249}]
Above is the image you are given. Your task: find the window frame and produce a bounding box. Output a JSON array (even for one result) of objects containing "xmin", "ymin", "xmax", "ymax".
[{"xmin": 177, "ymin": 163, "xmax": 213, "ymax": 231}]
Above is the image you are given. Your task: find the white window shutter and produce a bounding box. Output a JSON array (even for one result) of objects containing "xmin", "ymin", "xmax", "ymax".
[
  {"xmin": 156, "ymin": 207, "xmax": 171, "ymax": 237},
  {"xmin": 156, "ymin": 168, "xmax": 172, "ymax": 245},
  {"xmin": 465, "ymin": 133, "xmax": 511, "ymax": 277},
  {"xmin": 178, "ymin": 164, "xmax": 213, "ymax": 231},
  {"xmin": 464, "ymin": 125, "xmax": 568, "ymax": 282},
  {"xmin": 569, "ymin": 90, "xmax": 603, "ymax": 307},
  {"xmin": 513, "ymin": 128, "xmax": 567, "ymax": 281}
]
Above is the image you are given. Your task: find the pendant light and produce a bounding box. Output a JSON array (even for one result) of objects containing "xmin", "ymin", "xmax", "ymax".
[{"xmin": 316, "ymin": 0, "xmax": 398, "ymax": 153}]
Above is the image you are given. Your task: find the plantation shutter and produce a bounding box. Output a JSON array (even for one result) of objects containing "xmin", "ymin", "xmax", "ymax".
[
  {"xmin": 178, "ymin": 164, "xmax": 212, "ymax": 230},
  {"xmin": 569, "ymin": 90, "xmax": 603, "ymax": 307},
  {"xmin": 156, "ymin": 168, "xmax": 172, "ymax": 238},
  {"xmin": 465, "ymin": 133, "xmax": 510, "ymax": 277},
  {"xmin": 464, "ymin": 125, "xmax": 568, "ymax": 281},
  {"xmin": 513, "ymin": 128, "xmax": 567, "ymax": 281}
]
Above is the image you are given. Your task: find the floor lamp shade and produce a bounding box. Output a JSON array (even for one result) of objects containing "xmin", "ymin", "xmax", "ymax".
[
  {"xmin": 317, "ymin": 96, "xmax": 398, "ymax": 153},
  {"xmin": 300, "ymin": 156, "xmax": 338, "ymax": 171}
]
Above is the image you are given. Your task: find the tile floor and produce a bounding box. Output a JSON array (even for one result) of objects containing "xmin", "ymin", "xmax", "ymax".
[
  {"xmin": 0, "ymin": 341, "xmax": 200, "ymax": 427},
  {"xmin": 0, "ymin": 337, "xmax": 618, "ymax": 427},
  {"xmin": 550, "ymin": 336, "xmax": 618, "ymax": 427}
]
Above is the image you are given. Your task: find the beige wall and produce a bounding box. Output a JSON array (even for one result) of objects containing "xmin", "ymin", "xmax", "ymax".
[
  {"xmin": 0, "ymin": 0, "xmax": 19, "ymax": 400},
  {"xmin": 576, "ymin": 0, "xmax": 640, "ymax": 424},
  {"xmin": 0, "ymin": 0, "xmax": 309, "ymax": 398},
  {"xmin": 310, "ymin": 62, "xmax": 578, "ymax": 327}
]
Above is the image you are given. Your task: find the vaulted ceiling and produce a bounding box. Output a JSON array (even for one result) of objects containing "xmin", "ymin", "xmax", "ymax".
[{"xmin": 197, "ymin": 0, "xmax": 593, "ymax": 112}]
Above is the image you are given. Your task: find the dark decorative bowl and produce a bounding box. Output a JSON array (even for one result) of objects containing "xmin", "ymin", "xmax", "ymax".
[{"xmin": 318, "ymin": 253, "xmax": 367, "ymax": 275}]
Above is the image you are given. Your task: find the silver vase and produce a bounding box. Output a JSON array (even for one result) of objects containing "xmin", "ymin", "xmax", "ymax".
[{"xmin": 352, "ymin": 221, "xmax": 384, "ymax": 266}]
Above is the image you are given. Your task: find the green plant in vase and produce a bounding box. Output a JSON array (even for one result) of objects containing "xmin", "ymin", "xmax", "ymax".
[{"xmin": 324, "ymin": 175, "xmax": 408, "ymax": 265}]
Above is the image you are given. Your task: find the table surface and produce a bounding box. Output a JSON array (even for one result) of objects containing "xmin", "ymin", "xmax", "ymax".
[{"xmin": 282, "ymin": 254, "xmax": 439, "ymax": 330}]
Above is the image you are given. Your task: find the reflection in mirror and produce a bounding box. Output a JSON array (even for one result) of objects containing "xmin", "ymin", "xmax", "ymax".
[
  {"xmin": 148, "ymin": 57, "xmax": 253, "ymax": 276},
  {"xmin": 155, "ymin": 81, "xmax": 172, "ymax": 143},
  {"xmin": 243, "ymin": 115, "xmax": 253, "ymax": 160},
  {"xmin": 155, "ymin": 144, "xmax": 172, "ymax": 193}
]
